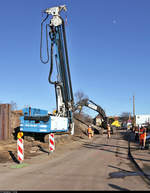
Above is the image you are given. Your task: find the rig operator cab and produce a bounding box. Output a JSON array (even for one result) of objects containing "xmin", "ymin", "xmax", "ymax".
[{"xmin": 20, "ymin": 5, "xmax": 74, "ymax": 136}]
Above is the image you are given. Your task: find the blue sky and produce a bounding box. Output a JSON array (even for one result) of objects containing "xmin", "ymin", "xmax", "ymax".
[{"xmin": 0, "ymin": 0, "xmax": 150, "ymax": 117}]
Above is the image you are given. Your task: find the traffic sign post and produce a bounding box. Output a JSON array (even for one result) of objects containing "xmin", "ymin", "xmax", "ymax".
[{"xmin": 17, "ymin": 132, "xmax": 24, "ymax": 163}]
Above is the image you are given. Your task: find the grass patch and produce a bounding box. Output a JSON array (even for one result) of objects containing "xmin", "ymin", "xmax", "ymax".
[{"xmin": 10, "ymin": 163, "xmax": 29, "ymax": 169}]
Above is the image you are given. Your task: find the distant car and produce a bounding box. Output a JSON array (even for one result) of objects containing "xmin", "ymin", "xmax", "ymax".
[{"xmin": 110, "ymin": 120, "xmax": 121, "ymax": 134}]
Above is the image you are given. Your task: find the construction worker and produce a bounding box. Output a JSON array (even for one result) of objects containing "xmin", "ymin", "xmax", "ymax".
[
  {"xmin": 143, "ymin": 126, "xmax": 147, "ymax": 149},
  {"xmin": 107, "ymin": 123, "xmax": 111, "ymax": 139},
  {"xmin": 139, "ymin": 126, "xmax": 143, "ymax": 149},
  {"xmin": 88, "ymin": 125, "xmax": 92, "ymax": 139},
  {"xmin": 139, "ymin": 125, "xmax": 147, "ymax": 149}
]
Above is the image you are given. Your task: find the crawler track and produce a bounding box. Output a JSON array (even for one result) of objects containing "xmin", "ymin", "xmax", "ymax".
[{"xmin": 128, "ymin": 132, "xmax": 150, "ymax": 184}]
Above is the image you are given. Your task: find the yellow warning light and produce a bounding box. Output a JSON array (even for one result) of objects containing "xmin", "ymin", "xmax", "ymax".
[
  {"xmin": 53, "ymin": 110, "xmax": 57, "ymax": 115},
  {"xmin": 17, "ymin": 132, "xmax": 24, "ymax": 139}
]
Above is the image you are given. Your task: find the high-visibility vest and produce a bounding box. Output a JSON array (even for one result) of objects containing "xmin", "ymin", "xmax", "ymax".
[
  {"xmin": 139, "ymin": 128, "xmax": 144, "ymax": 134},
  {"xmin": 139, "ymin": 127, "xmax": 146, "ymax": 139},
  {"xmin": 139, "ymin": 127, "xmax": 146, "ymax": 134},
  {"xmin": 88, "ymin": 127, "xmax": 92, "ymax": 134}
]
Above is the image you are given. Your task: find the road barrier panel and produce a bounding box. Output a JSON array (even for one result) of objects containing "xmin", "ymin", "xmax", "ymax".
[
  {"xmin": 49, "ymin": 133, "xmax": 55, "ymax": 152},
  {"xmin": 17, "ymin": 132, "xmax": 24, "ymax": 163}
]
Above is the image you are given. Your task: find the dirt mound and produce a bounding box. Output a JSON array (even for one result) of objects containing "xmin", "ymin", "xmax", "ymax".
[
  {"xmin": 0, "ymin": 120, "xmax": 88, "ymax": 164},
  {"xmin": 74, "ymin": 119, "xmax": 88, "ymax": 136}
]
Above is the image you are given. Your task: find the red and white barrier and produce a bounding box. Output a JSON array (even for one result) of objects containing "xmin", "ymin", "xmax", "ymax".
[
  {"xmin": 49, "ymin": 133, "xmax": 55, "ymax": 152},
  {"xmin": 17, "ymin": 138, "xmax": 24, "ymax": 162}
]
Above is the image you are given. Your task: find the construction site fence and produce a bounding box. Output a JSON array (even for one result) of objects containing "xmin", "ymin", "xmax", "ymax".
[{"xmin": 0, "ymin": 104, "xmax": 21, "ymax": 140}]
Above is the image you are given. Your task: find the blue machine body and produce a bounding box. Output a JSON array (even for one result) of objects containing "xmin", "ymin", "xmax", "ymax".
[{"xmin": 20, "ymin": 107, "xmax": 69, "ymax": 133}]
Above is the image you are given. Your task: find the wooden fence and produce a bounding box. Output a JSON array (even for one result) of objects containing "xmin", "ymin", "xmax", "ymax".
[
  {"xmin": 0, "ymin": 104, "xmax": 23, "ymax": 140},
  {"xmin": 0, "ymin": 104, "xmax": 11, "ymax": 140}
]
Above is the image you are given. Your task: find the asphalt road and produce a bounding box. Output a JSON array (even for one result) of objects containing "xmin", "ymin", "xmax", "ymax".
[{"xmin": 0, "ymin": 130, "xmax": 150, "ymax": 191}]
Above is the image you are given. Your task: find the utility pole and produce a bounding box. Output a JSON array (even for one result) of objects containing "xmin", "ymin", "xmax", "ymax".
[
  {"xmin": 129, "ymin": 112, "xmax": 131, "ymax": 120},
  {"xmin": 133, "ymin": 95, "xmax": 135, "ymax": 127}
]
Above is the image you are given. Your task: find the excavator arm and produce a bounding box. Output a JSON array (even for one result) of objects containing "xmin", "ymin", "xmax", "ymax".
[{"xmin": 74, "ymin": 98, "xmax": 107, "ymax": 129}]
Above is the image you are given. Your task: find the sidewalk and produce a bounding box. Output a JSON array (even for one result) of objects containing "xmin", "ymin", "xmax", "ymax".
[{"xmin": 129, "ymin": 131, "xmax": 150, "ymax": 177}]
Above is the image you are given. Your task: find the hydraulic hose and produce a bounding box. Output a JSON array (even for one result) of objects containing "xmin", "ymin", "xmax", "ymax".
[
  {"xmin": 40, "ymin": 14, "xmax": 56, "ymax": 85},
  {"xmin": 48, "ymin": 42, "xmax": 56, "ymax": 85},
  {"xmin": 40, "ymin": 14, "xmax": 50, "ymax": 64}
]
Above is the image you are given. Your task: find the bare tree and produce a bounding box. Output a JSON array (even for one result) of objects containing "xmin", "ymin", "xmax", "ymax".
[
  {"xmin": 74, "ymin": 90, "xmax": 89, "ymax": 113},
  {"xmin": 74, "ymin": 90, "xmax": 88, "ymax": 104},
  {"xmin": 120, "ymin": 112, "xmax": 131, "ymax": 122},
  {"xmin": 10, "ymin": 100, "xmax": 17, "ymax": 111}
]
